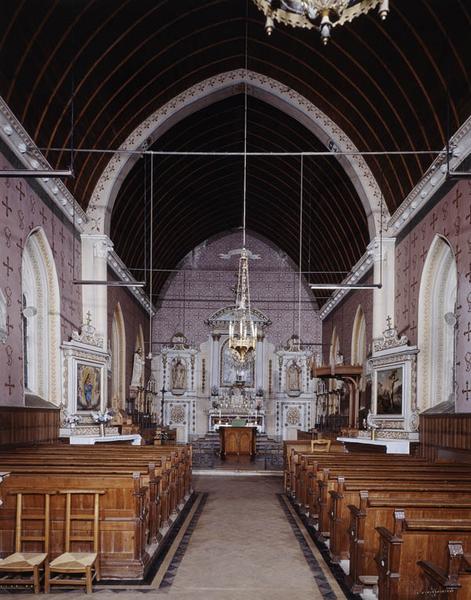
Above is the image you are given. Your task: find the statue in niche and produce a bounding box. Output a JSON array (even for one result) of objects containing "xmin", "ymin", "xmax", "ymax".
[
  {"xmin": 172, "ymin": 358, "xmax": 187, "ymax": 391},
  {"xmin": 286, "ymin": 361, "xmax": 302, "ymax": 392},
  {"xmin": 130, "ymin": 348, "xmax": 145, "ymax": 391}
]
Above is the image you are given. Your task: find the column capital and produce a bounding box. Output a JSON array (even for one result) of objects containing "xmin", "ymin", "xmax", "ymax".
[{"xmin": 367, "ymin": 236, "xmax": 396, "ymax": 261}]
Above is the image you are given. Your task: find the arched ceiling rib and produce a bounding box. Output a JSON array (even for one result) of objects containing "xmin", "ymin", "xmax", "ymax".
[{"xmin": 1, "ymin": 0, "xmax": 470, "ymax": 303}]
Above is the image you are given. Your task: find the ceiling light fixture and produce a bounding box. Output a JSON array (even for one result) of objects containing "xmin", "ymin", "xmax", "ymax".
[
  {"xmin": 228, "ymin": 6, "xmax": 257, "ymax": 367},
  {"xmin": 252, "ymin": 0, "xmax": 389, "ymax": 45}
]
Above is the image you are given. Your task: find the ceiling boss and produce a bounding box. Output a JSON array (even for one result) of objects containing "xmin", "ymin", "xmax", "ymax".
[{"xmin": 252, "ymin": 0, "xmax": 390, "ymax": 45}]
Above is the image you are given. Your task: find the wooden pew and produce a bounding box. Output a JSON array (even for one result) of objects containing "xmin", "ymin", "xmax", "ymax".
[
  {"xmin": 375, "ymin": 511, "xmax": 471, "ymax": 600},
  {"xmin": 0, "ymin": 444, "xmax": 193, "ymax": 580},
  {"xmin": 347, "ymin": 489, "xmax": 471, "ymax": 591},
  {"xmin": 418, "ymin": 541, "xmax": 471, "ymax": 600}
]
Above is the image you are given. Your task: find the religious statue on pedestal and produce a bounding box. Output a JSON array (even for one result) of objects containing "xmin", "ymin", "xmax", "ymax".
[
  {"xmin": 286, "ymin": 360, "xmax": 302, "ymax": 393},
  {"xmin": 171, "ymin": 358, "xmax": 187, "ymax": 392},
  {"xmin": 130, "ymin": 348, "xmax": 145, "ymax": 393}
]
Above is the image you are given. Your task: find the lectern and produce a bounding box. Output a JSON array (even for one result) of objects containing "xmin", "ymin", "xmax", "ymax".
[{"xmin": 219, "ymin": 426, "xmax": 256, "ymax": 460}]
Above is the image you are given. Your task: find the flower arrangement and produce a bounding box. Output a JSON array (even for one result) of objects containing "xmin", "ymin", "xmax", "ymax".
[
  {"xmin": 91, "ymin": 409, "xmax": 115, "ymax": 424},
  {"xmin": 64, "ymin": 413, "xmax": 81, "ymax": 428}
]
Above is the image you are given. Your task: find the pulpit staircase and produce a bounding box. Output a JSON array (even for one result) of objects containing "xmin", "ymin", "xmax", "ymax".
[{"xmin": 191, "ymin": 432, "xmax": 283, "ymax": 470}]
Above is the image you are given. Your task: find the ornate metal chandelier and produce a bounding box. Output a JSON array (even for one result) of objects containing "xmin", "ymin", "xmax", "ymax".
[
  {"xmin": 252, "ymin": 0, "xmax": 389, "ymax": 45},
  {"xmin": 229, "ymin": 248, "xmax": 257, "ymax": 365}
]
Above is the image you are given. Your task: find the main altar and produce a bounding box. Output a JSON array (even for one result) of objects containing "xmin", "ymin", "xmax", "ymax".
[{"xmin": 209, "ymin": 383, "xmax": 265, "ymax": 432}]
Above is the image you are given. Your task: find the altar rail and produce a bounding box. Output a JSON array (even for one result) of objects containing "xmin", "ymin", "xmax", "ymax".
[
  {"xmin": 419, "ymin": 412, "xmax": 471, "ymax": 463},
  {"xmin": 0, "ymin": 406, "xmax": 60, "ymax": 447}
]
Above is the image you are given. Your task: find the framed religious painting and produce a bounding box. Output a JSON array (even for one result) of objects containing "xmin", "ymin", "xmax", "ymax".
[
  {"xmin": 374, "ymin": 365, "xmax": 404, "ymax": 416},
  {"xmin": 76, "ymin": 362, "xmax": 103, "ymax": 412}
]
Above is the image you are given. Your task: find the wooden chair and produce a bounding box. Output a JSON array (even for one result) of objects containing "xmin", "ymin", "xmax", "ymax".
[
  {"xmin": 0, "ymin": 490, "xmax": 53, "ymax": 593},
  {"xmin": 311, "ymin": 439, "xmax": 331, "ymax": 452},
  {"xmin": 44, "ymin": 490, "xmax": 105, "ymax": 594}
]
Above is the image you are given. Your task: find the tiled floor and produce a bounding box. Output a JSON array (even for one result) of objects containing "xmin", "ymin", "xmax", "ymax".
[{"xmin": 3, "ymin": 475, "xmax": 347, "ymax": 599}]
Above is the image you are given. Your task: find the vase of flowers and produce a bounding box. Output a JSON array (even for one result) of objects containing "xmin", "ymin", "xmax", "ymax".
[
  {"xmin": 64, "ymin": 413, "xmax": 81, "ymax": 430},
  {"xmin": 91, "ymin": 409, "xmax": 114, "ymax": 437}
]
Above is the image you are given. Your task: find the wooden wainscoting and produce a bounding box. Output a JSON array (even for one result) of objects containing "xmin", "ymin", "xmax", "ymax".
[
  {"xmin": 420, "ymin": 413, "xmax": 471, "ymax": 463},
  {"xmin": 0, "ymin": 406, "xmax": 60, "ymax": 446}
]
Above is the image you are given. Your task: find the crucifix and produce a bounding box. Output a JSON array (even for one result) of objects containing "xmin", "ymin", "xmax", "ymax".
[
  {"xmin": 4, "ymin": 375, "xmax": 15, "ymax": 396},
  {"xmin": 2, "ymin": 196, "xmax": 12, "ymax": 218},
  {"xmin": 3, "ymin": 256, "xmax": 13, "ymax": 278}
]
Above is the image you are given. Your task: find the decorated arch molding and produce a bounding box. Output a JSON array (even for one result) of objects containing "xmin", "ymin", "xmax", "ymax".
[{"xmin": 86, "ymin": 69, "xmax": 386, "ymax": 237}]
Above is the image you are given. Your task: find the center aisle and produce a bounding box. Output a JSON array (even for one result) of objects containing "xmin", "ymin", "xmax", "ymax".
[{"xmin": 160, "ymin": 475, "xmax": 347, "ymax": 600}]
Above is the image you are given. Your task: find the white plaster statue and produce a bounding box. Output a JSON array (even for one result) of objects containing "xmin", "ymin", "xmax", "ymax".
[
  {"xmin": 286, "ymin": 361, "xmax": 302, "ymax": 392},
  {"xmin": 130, "ymin": 348, "xmax": 145, "ymax": 389},
  {"xmin": 172, "ymin": 359, "xmax": 187, "ymax": 390}
]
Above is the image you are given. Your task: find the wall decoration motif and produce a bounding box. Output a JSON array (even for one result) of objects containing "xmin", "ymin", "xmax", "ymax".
[
  {"xmin": 286, "ymin": 406, "xmax": 301, "ymax": 426},
  {"xmin": 76, "ymin": 363, "xmax": 101, "ymax": 411},
  {"xmin": 170, "ymin": 404, "xmax": 186, "ymax": 423},
  {"xmin": 376, "ymin": 366, "xmax": 403, "ymax": 415}
]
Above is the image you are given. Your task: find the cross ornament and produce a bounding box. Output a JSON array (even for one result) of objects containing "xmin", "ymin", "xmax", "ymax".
[
  {"xmin": 386, "ymin": 315, "xmax": 393, "ymax": 329},
  {"xmin": 430, "ymin": 212, "xmax": 438, "ymax": 230},
  {"xmin": 464, "ymin": 322, "xmax": 471, "ymax": 343},
  {"xmin": 39, "ymin": 206, "xmax": 47, "ymax": 225},
  {"xmin": 2, "ymin": 196, "xmax": 12, "ymax": 218},
  {"xmin": 411, "ymin": 232, "xmax": 418, "ymax": 248},
  {"xmin": 16, "ymin": 237, "xmax": 23, "ymax": 253},
  {"xmin": 15, "ymin": 181, "xmax": 25, "ymax": 201},
  {"xmin": 462, "ymin": 381, "xmax": 471, "ymax": 402},
  {"xmin": 86, "ymin": 311, "xmax": 92, "ymax": 326},
  {"xmin": 4, "ymin": 375, "xmax": 15, "ymax": 396},
  {"xmin": 59, "ymin": 227, "xmax": 65, "ymax": 244},
  {"xmin": 5, "ymin": 315, "xmax": 13, "ymax": 335},
  {"xmin": 410, "ymin": 321, "xmax": 417, "ymax": 335},
  {"xmin": 3, "ymin": 256, "xmax": 13, "ymax": 277},
  {"xmin": 465, "ymin": 264, "xmax": 471, "ymax": 284},
  {"xmin": 452, "ymin": 188, "xmax": 461, "ymax": 209},
  {"xmin": 420, "ymin": 247, "xmax": 428, "ymax": 262}
]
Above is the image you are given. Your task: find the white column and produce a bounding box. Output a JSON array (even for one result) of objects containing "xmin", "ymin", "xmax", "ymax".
[
  {"xmin": 210, "ymin": 334, "xmax": 220, "ymax": 391},
  {"xmin": 255, "ymin": 334, "xmax": 265, "ymax": 391},
  {"xmin": 369, "ymin": 236, "xmax": 396, "ymax": 341},
  {"xmin": 80, "ymin": 233, "xmax": 113, "ymax": 350}
]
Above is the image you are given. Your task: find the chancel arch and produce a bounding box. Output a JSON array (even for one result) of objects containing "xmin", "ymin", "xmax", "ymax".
[
  {"xmin": 351, "ymin": 305, "xmax": 367, "ymax": 366},
  {"xmin": 21, "ymin": 227, "xmax": 61, "ymax": 404},
  {"xmin": 87, "ymin": 70, "xmax": 385, "ymax": 239},
  {"xmin": 417, "ymin": 235, "xmax": 458, "ymax": 412},
  {"xmin": 111, "ymin": 303, "xmax": 126, "ymax": 410}
]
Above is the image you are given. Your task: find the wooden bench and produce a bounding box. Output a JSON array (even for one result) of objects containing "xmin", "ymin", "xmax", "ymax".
[
  {"xmin": 418, "ymin": 541, "xmax": 471, "ymax": 600},
  {"xmin": 376, "ymin": 512, "xmax": 471, "ymax": 599},
  {"xmin": 0, "ymin": 444, "xmax": 193, "ymax": 580}
]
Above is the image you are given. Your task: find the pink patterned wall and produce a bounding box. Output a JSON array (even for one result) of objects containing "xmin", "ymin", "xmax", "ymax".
[
  {"xmin": 395, "ymin": 180, "xmax": 471, "ymax": 412},
  {"xmin": 0, "ymin": 152, "xmax": 82, "ymax": 406},
  {"xmin": 153, "ymin": 231, "xmax": 322, "ymax": 351},
  {"xmin": 321, "ymin": 271, "xmax": 374, "ymax": 364}
]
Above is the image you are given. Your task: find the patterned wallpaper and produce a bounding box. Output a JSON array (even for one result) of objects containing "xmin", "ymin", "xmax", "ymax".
[
  {"xmin": 321, "ymin": 271, "xmax": 374, "ymax": 364},
  {"xmin": 153, "ymin": 231, "xmax": 322, "ymax": 351},
  {"xmin": 395, "ymin": 180, "xmax": 471, "ymax": 412},
  {"xmin": 0, "ymin": 152, "xmax": 82, "ymax": 406}
]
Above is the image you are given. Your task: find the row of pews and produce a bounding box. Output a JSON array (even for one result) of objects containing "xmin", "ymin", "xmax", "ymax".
[
  {"xmin": 0, "ymin": 442, "xmax": 192, "ymax": 583},
  {"xmin": 284, "ymin": 440, "xmax": 471, "ymax": 599}
]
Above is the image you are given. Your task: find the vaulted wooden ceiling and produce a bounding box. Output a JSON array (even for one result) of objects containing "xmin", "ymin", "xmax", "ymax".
[{"xmin": 1, "ymin": 0, "xmax": 470, "ymax": 300}]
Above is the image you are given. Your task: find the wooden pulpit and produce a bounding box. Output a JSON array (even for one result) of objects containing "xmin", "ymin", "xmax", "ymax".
[{"xmin": 219, "ymin": 426, "xmax": 256, "ymax": 460}]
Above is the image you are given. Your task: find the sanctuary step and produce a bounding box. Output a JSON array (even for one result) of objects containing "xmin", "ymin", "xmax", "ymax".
[{"xmin": 192, "ymin": 432, "xmax": 283, "ymax": 470}]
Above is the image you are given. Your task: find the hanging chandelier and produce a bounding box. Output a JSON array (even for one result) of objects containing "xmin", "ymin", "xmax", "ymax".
[
  {"xmin": 227, "ymin": 13, "xmax": 257, "ymax": 367},
  {"xmin": 229, "ymin": 248, "xmax": 257, "ymax": 365},
  {"xmin": 252, "ymin": 0, "xmax": 389, "ymax": 45}
]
